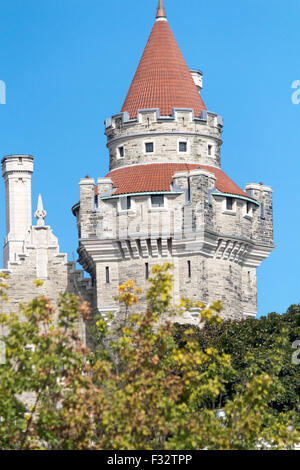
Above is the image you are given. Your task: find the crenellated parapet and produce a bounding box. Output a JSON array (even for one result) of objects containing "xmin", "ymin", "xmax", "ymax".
[
  {"xmin": 105, "ymin": 108, "xmax": 223, "ymax": 170},
  {"xmin": 74, "ymin": 162, "xmax": 274, "ymax": 321},
  {"xmin": 72, "ymin": 0, "xmax": 275, "ymax": 323},
  {"xmin": 0, "ymin": 1, "xmax": 276, "ymax": 338},
  {"xmin": 75, "ymin": 167, "xmax": 273, "ymax": 253}
]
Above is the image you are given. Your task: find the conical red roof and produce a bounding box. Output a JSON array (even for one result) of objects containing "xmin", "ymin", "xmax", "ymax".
[{"xmin": 121, "ymin": 10, "xmax": 206, "ymax": 119}]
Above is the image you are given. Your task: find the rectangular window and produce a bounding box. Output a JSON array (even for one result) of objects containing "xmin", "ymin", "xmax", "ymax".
[
  {"xmin": 188, "ymin": 260, "xmax": 191, "ymax": 278},
  {"xmin": 260, "ymin": 202, "xmax": 265, "ymax": 219},
  {"xmin": 186, "ymin": 178, "xmax": 192, "ymax": 203},
  {"xmin": 151, "ymin": 195, "xmax": 164, "ymax": 208},
  {"xmin": 246, "ymin": 201, "xmax": 251, "ymax": 214},
  {"xmin": 120, "ymin": 196, "xmax": 131, "ymax": 211},
  {"xmin": 105, "ymin": 267, "xmax": 110, "ymax": 284},
  {"xmin": 145, "ymin": 263, "xmax": 149, "ymax": 280},
  {"xmin": 145, "ymin": 142, "xmax": 154, "ymax": 153},
  {"xmin": 208, "ymin": 144, "xmax": 212, "ymax": 156},
  {"xmin": 226, "ymin": 197, "xmax": 233, "ymax": 211},
  {"xmin": 179, "ymin": 141, "xmax": 187, "ymax": 152},
  {"xmin": 118, "ymin": 146, "xmax": 124, "ymax": 158}
]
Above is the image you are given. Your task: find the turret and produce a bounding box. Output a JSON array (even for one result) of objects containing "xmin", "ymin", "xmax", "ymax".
[
  {"xmin": 1, "ymin": 155, "xmax": 34, "ymax": 267},
  {"xmin": 105, "ymin": 109, "xmax": 223, "ymax": 171},
  {"xmin": 74, "ymin": 0, "xmax": 275, "ymax": 322},
  {"xmin": 105, "ymin": 0, "xmax": 222, "ymax": 170}
]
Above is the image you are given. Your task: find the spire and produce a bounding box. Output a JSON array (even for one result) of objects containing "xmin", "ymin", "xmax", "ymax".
[
  {"xmin": 34, "ymin": 194, "xmax": 47, "ymax": 226},
  {"xmin": 156, "ymin": 0, "xmax": 167, "ymax": 19},
  {"xmin": 121, "ymin": 5, "xmax": 206, "ymax": 119}
]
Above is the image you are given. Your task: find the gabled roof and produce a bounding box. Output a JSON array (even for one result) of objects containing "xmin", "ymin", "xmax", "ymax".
[
  {"xmin": 121, "ymin": 1, "xmax": 206, "ymax": 119},
  {"xmin": 104, "ymin": 163, "xmax": 254, "ymax": 200}
]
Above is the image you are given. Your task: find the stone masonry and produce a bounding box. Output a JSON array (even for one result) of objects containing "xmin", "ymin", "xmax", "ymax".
[
  {"xmin": 0, "ymin": 155, "xmax": 93, "ymax": 344},
  {"xmin": 0, "ymin": 1, "xmax": 275, "ymax": 334},
  {"xmin": 72, "ymin": 2, "xmax": 274, "ymax": 324}
]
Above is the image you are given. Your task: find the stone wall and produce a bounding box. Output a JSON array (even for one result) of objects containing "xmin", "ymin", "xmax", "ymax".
[
  {"xmin": 76, "ymin": 163, "xmax": 274, "ymax": 322},
  {"xmin": 105, "ymin": 109, "xmax": 223, "ymax": 170},
  {"xmin": 245, "ymin": 183, "xmax": 274, "ymax": 245},
  {"xmin": 0, "ymin": 222, "xmax": 93, "ymax": 344}
]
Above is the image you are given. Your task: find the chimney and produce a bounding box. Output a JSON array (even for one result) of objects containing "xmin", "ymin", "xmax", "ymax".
[{"xmin": 190, "ymin": 69, "xmax": 203, "ymax": 92}]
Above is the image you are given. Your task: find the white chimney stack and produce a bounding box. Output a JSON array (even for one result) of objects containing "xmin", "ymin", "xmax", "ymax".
[
  {"xmin": 190, "ymin": 69, "xmax": 203, "ymax": 92},
  {"xmin": 1, "ymin": 155, "xmax": 34, "ymax": 267}
]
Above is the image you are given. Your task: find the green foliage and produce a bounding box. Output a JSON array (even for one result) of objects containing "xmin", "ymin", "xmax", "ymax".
[
  {"xmin": 0, "ymin": 272, "xmax": 9, "ymax": 303},
  {"xmin": 174, "ymin": 305, "xmax": 300, "ymax": 426},
  {"xmin": 0, "ymin": 265, "xmax": 299, "ymax": 450}
]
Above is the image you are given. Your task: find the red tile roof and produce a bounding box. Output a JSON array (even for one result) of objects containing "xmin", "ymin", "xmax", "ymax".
[
  {"xmin": 121, "ymin": 17, "xmax": 206, "ymax": 119},
  {"xmin": 201, "ymin": 165, "xmax": 253, "ymax": 199},
  {"xmin": 102, "ymin": 163, "xmax": 253, "ymax": 200}
]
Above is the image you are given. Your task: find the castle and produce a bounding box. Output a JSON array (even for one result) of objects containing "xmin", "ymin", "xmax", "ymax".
[{"xmin": 0, "ymin": 0, "xmax": 274, "ymax": 332}]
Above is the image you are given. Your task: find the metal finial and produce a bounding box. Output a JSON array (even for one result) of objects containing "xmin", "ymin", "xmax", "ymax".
[{"xmin": 156, "ymin": 0, "xmax": 167, "ymax": 19}]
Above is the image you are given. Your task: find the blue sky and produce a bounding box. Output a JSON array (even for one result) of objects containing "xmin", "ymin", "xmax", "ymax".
[{"xmin": 0, "ymin": 0, "xmax": 299, "ymax": 316}]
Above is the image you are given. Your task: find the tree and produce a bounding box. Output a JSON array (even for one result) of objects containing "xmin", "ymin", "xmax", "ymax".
[
  {"xmin": 0, "ymin": 267, "xmax": 299, "ymax": 450},
  {"xmin": 174, "ymin": 305, "xmax": 300, "ymax": 425}
]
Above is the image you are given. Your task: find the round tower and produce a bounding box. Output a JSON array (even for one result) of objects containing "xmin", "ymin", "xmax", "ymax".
[
  {"xmin": 1, "ymin": 155, "xmax": 34, "ymax": 267},
  {"xmin": 105, "ymin": 1, "xmax": 223, "ymax": 171},
  {"xmin": 74, "ymin": 0, "xmax": 274, "ymax": 322}
]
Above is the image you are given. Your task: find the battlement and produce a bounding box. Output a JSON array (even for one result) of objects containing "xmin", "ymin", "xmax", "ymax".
[
  {"xmin": 105, "ymin": 108, "xmax": 222, "ymax": 136},
  {"xmin": 76, "ymin": 164, "xmax": 274, "ymax": 320},
  {"xmin": 77, "ymin": 171, "xmax": 272, "ymax": 256},
  {"xmin": 105, "ymin": 109, "xmax": 223, "ymax": 170},
  {"xmin": 0, "ymin": 1, "xmax": 276, "ymax": 331},
  {"xmin": 1, "ymin": 154, "xmax": 34, "ymax": 177}
]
